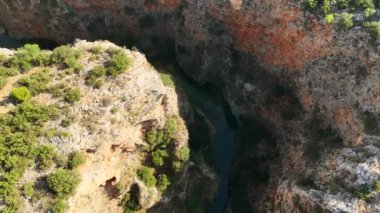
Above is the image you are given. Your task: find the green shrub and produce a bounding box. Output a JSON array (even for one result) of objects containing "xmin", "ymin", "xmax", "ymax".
[
  {"xmin": 64, "ymin": 88, "xmax": 81, "ymax": 103},
  {"xmin": 337, "ymin": 0, "xmax": 349, "ymax": 8},
  {"xmin": 157, "ymin": 174, "xmax": 170, "ymax": 192},
  {"xmin": 172, "ymin": 160, "xmax": 184, "ymax": 172},
  {"xmin": 51, "ymin": 199, "xmax": 68, "ymax": 213},
  {"xmin": 36, "ymin": 144, "xmax": 57, "ymax": 170},
  {"xmin": 107, "ymin": 50, "xmax": 132, "ymax": 77},
  {"xmin": 119, "ymin": 192, "xmax": 140, "ymax": 212},
  {"xmin": 7, "ymin": 44, "xmax": 47, "ymax": 72},
  {"xmin": 48, "ymin": 83, "xmax": 67, "ymax": 98},
  {"xmin": 86, "ymin": 65, "xmax": 106, "ymax": 86},
  {"xmin": 22, "ymin": 182, "xmax": 35, "ymax": 198},
  {"xmin": 355, "ymin": 184, "xmax": 372, "ymax": 201},
  {"xmin": 0, "ymin": 76, "xmax": 7, "ymax": 89},
  {"xmin": 365, "ymin": 21, "xmax": 380, "ymax": 39},
  {"xmin": 68, "ymin": 151, "xmax": 86, "ymax": 169},
  {"xmin": 339, "ymin": 13, "xmax": 354, "ymax": 29},
  {"xmin": 160, "ymin": 73, "xmax": 175, "ymax": 88},
  {"xmin": 47, "ymin": 169, "xmax": 81, "ymax": 198},
  {"xmin": 325, "ymin": 14, "xmax": 335, "ymax": 24},
  {"xmin": 137, "ymin": 167, "xmax": 157, "ymax": 187},
  {"xmin": 303, "ymin": 0, "xmax": 317, "ymax": 11},
  {"xmin": 152, "ymin": 149, "xmax": 169, "ymax": 167},
  {"xmin": 91, "ymin": 46, "xmax": 103, "ymax": 54},
  {"xmin": 322, "ymin": 0, "xmax": 331, "ymax": 14},
  {"xmin": 175, "ymin": 146, "xmax": 190, "ymax": 161},
  {"xmin": 60, "ymin": 117, "xmax": 72, "ymax": 127},
  {"xmin": 18, "ymin": 70, "xmax": 51, "ymax": 95},
  {"xmin": 0, "ymin": 66, "xmax": 19, "ymax": 77},
  {"xmin": 0, "ymin": 54, "xmax": 6, "ymax": 64},
  {"xmin": 11, "ymin": 86, "xmax": 31, "ymax": 102},
  {"xmin": 364, "ymin": 8, "xmax": 377, "ymax": 17},
  {"xmin": 51, "ymin": 45, "xmax": 80, "ymax": 69},
  {"xmin": 0, "ymin": 101, "xmax": 60, "ymax": 212},
  {"xmin": 374, "ymin": 180, "xmax": 380, "ymax": 192},
  {"xmin": 93, "ymin": 79, "xmax": 104, "ymax": 89}
]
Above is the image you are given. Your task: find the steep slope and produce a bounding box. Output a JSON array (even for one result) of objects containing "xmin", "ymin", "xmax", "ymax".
[{"xmin": 0, "ymin": 0, "xmax": 380, "ymax": 212}]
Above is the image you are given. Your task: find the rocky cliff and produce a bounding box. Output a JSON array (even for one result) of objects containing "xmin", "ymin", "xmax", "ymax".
[
  {"xmin": 0, "ymin": 40, "xmax": 213, "ymax": 213},
  {"xmin": 1, "ymin": 0, "xmax": 380, "ymax": 212}
]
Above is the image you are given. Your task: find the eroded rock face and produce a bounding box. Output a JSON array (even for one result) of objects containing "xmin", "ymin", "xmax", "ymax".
[{"xmin": 1, "ymin": 1, "xmax": 380, "ymax": 212}]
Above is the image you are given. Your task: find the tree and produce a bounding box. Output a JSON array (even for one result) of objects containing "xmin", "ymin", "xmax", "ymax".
[{"xmin": 47, "ymin": 169, "xmax": 81, "ymax": 198}]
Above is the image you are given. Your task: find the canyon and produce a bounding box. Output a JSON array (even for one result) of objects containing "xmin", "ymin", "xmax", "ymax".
[{"xmin": 1, "ymin": 0, "xmax": 380, "ymax": 212}]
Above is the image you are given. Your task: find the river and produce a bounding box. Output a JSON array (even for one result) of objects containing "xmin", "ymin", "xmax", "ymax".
[{"xmin": 155, "ymin": 63, "xmax": 238, "ymax": 213}]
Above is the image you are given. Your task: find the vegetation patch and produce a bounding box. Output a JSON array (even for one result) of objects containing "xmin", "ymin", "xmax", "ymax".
[
  {"xmin": 47, "ymin": 169, "xmax": 81, "ymax": 198},
  {"xmin": 301, "ymin": 0, "xmax": 380, "ymax": 38},
  {"xmin": 64, "ymin": 88, "xmax": 81, "ymax": 103},
  {"xmin": 160, "ymin": 73, "xmax": 175, "ymax": 88},
  {"xmin": 11, "ymin": 86, "xmax": 32, "ymax": 102},
  {"xmin": 107, "ymin": 48, "xmax": 132, "ymax": 77}
]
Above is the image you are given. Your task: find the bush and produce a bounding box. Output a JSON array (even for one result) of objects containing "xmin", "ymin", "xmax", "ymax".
[
  {"xmin": 364, "ymin": 8, "xmax": 376, "ymax": 17},
  {"xmin": 374, "ymin": 180, "xmax": 380, "ymax": 192},
  {"xmin": 0, "ymin": 76, "xmax": 7, "ymax": 89},
  {"xmin": 68, "ymin": 151, "xmax": 86, "ymax": 169},
  {"xmin": 355, "ymin": 184, "xmax": 372, "ymax": 201},
  {"xmin": 64, "ymin": 88, "xmax": 81, "ymax": 103},
  {"xmin": 93, "ymin": 79, "xmax": 104, "ymax": 89},
  {"xmin": 36, "ymin": 144, "xmax": 57, "ymax": 170},
  {"xmin": 22, "ymin": 182, "xmax": 35, "ymax": 198},
  {"xmin": 160, "ymin": 73, "xmax": 175, "ymax": 88},
  {"xmin": 11, "ymin": 86, "xmax": 31, "ymax": 102},
  {"xmin": 51, "ymin": 45, "xmax": 80, "ymax": 69},
  {"xmin": 137, "ymin": 167, "xmax": 157, "ymax": 187},
  {"xmin": 51, "ymin": 199, "xmax": 68, "ymax": 213},
  {"xmin": 91, "ymin": 46, "xmax": 103, "ymax": 54},
  {"xmin": 175, "ymin": 146, "xmax": 190, "ymax": 161},
  {"xmin": 86, "ymin": 65, "xmax": 106, "ymax": 86},
  {"xmin": 0, "ymin": 66, "xmax": 19, "ymax": 77},
  {"xmin": 151, "ymin": 149, "xmax": 169, "ymax": 167},
  {"xmin": 0, "ymin": 54, "xmax": 6, "ymax": 64},
  {"xmin": 0, "ymin": 102, "xmax": 60, "ymax": 212},
  {"xmin": 337, "ymin": 0, "xmax": 349, "ymax": 8},
  {"xmin": 339, "ymin": 13, "xmax": 354, "ymax": 29},
  {"xmin": 172, "ymin": 160, "xmax": 184, "ymax": 172},
  {"xmin": 365, "ymin": 21, "xmax": 380, "ymax": 39},
  {"xmin": 303, "ymin": 0, "xmax": 317, "ymax": 11},
  {"xmin": 7, "ymin": 44, "xmax": 47, "ymax": 72},
  {"xmin": 18, "ymin": 70, "xmax": 51, "ymax": 95},
  {"xmin": 325, "ymin": 14, "xmax": 335, "ymax": 24},
  {"xmin": 107, "ymin": 50, "xmax": 132, "ymax": 77},
  {"xmin": 47, "ymin": 169, "xmax": 81, "ymax": 198},
  {"xmin": 157, "ymin": 174, "xmax": 170, "ymax": 192},
  {"xmin": 119, "ymin": 191, "xmax": 140, "ymax": 212}
]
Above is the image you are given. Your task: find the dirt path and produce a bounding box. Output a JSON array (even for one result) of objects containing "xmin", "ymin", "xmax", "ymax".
[{"xmin": 0, "ymin": 68, "xmax": 40, "ymax": 114}]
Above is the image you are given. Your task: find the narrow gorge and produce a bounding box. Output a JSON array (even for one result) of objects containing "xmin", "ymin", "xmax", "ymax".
[{"xmin": 0, "ymin": 0, "xmax": 380, "ymax": 213}]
